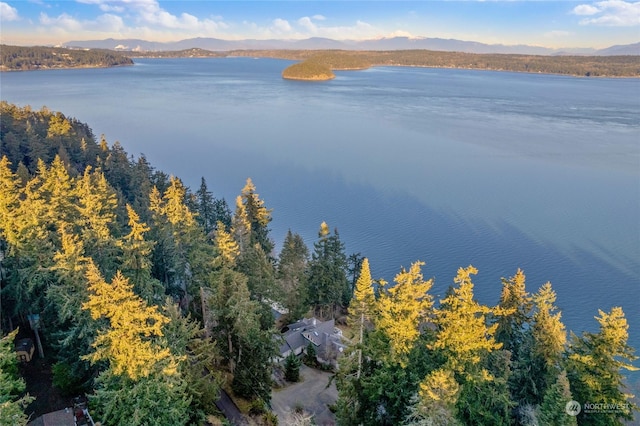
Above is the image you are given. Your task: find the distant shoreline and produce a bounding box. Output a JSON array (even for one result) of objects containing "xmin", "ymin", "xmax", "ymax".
[
  {"xmin": 2, "ymin": 45, "xmax": 639, "ymax": 78},
  {"xmin": 0, "ymin": 63, "xmax": 133, "ymax": 72},
  {"xmin": 2, "ymin": 61, "xmax": 637, "ymax": 80}
]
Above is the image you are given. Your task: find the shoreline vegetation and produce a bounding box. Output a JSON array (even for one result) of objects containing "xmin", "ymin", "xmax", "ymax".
[
  {"xmin": 1, "ymin": 45, "xmax": 639, "ymax": 78},
  {"xmin": 0, "ymin": 45, "xmax": 640, "ymax": 80},
  {"xmin": 0, "ymin": 45, "xmax": 134, "ymax": 71}
]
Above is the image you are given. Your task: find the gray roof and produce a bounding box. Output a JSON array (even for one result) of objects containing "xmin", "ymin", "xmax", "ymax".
[{"xmin": 279, "ymin": 317, "xmax": 337, "ymax": 356}]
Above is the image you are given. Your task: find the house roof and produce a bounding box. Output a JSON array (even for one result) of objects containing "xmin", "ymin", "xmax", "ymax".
[{"xmin": 279, "ymin": 317, "xmax": 337, "ymax": 356}]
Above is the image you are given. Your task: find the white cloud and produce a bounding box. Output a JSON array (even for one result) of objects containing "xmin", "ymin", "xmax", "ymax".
[
  {"xmin": 96, "ymin": 13, "xmax": 124, "ymax": 32},
  {"xmin": 297, "ymin": 16, "xmax": 317, "ymax": 33},
  {"xmin": 39, "ymin": 12, "xmax": 83, "ymax": 32},
  {"xmin": 572, "ymin": 4, "xmax": 600, "ymax": 15},
  {"xmin": 271, "ymin": 18, "xmax": 292, "ymax": 34},
  {"xmin": 573, "ymin": 1, "xmax": 640, "ymax": 26},
  {"xmin": 22, "ymin": 0, "xmax": 378, "ymax": 43},
  {"xmin": 0, "ymin": 2, "xmax": 19, "ymax": 21}
]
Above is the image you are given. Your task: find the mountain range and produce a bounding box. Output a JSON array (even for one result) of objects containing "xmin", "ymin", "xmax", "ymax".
[{"xmin": 63, "ymin": 36, "xmax": 640, "ymax": 56}]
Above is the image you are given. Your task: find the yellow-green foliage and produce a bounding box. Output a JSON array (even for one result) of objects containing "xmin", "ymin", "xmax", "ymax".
[
  {"xmin": 82, "ymin": 263, "xmax": 174, "ymax": 380},
  {"xmin": 376, "ymin": 261, "xmax": 433, "ymax": 365},
  {"xmin": 214, "ymin": 222, "xmax": 240, "ymax": 268},
  {"xmin": 350, "ymin": 257, "xmax": 375, "ymax": 323},
  {"xmin": 282, "ymin": 61, "xmax": 335, "ymax": 81},
  {"xmin": 431, "ymin": 266, "xmax": 501, "ymax": 373}
]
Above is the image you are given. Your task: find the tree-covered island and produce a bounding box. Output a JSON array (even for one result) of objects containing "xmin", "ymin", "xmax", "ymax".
[
  {"xmin": 281, "ymin": 61, "xmax": 335, "ymax": 81},
  {"xmin": 0, "ymin": 102, "xmax": 638, "ymax": 425}
]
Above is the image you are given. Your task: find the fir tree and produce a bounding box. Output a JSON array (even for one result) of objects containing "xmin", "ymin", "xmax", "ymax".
[
  {"xmin": 284, "ymin": 352, "xmax": 301, "ymax": 382},
  {"xmin": 494, "ymin": 268, "xmax": 532, "ymax": 354},
  {"xmin": 538, "ymin": 370, "xmax": 577, "ymax": 426},
  {"xmin": 512, "ymin": 281, "xmax": 567, "ymax": 406},
  {"xmin": 0, "ymin": 330, "xmax": 34, "ymax": 426},
  {"xmin": 277, "ymin": 230, "xmax": 310, "ymax": 321},
  {"xmin": 307, "ymin": 222, "xmax": 348, "ymax": 319},
  {"xmin": 377, "ymin": 261, "xmax": 433, "ymax": 366},
  {"xmin": 240, "ymin": 178, "xmax": 274, "ymax": 256},
  {"xmin": 566, "ymin": 307, "xmax": 638, "ymax": 425}
]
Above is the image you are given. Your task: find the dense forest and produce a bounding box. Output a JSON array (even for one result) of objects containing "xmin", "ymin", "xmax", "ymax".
[
  {"xmin": 281, "ymin": 61, "xmax": 335, "ymax": 81},
  {"xmin": 0, "ymin": 101, "xmax": 638, "ymax": 425},
  {"xmin": 0, "ymin": 45, "xmax": 133, "ymax": 71},
  {"xmin": 2, "ymin": 44, "xmax": 639, "ymax": 77}
]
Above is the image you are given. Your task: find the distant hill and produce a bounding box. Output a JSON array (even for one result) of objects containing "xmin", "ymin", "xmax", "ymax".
[
  {"xmin": 64, "ymin": 36, "xmax": 639, "ymax": 56},
  {"xmin": 596, "ymin": 42, "xmax": 640, "ymax": 56}
]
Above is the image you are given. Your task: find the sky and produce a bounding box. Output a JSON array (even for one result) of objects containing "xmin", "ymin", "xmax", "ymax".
[{"xmin": 0, "ymin": 1, "xmax": 638, "ymax": 49}]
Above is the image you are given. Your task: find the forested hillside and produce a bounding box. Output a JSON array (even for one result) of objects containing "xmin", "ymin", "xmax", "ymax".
[
  {"xmin": 0, "ymin": 102, "xmax": 637, "ymax": 425},
  {"xmin": 229, "ymin": 49, "xmax": 640, "ymax": 77},
  {"xmin": 0, "ymin": 45, "xmax": 133, "ymax": 71}
]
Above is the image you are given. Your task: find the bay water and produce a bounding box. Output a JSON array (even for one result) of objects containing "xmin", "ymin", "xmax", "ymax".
[{"xmin": 1, "ymin": 58, "xmax": 638, "ymax": 380}]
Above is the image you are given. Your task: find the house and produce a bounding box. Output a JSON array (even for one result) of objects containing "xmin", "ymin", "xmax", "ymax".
[
  {"xmin": 278, "ymin": 317, "xmax": 346, "ymax": 366},
  {"xmin": 15, "ymin": 338, "xmax": 34, "ymax": 363}
]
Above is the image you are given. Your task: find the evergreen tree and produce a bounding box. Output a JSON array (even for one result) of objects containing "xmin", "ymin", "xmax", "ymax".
[
  {"xmin": 431, "ymin": 266, "xmax": 510, "ymax": 425},
  {"xmin": 0, "ymin": 157, "xmax": 21, "ymax": 246},
  {"xmin": 350, "ymin": 258, "xmax": 376, "ymax": 378},
  {"xmin": 4, "ymin": 158, "xmax": 71, "ymax": 316},
  {"xmin": 82, "ymin": 262, "xmax": 173, "ymax": 380},
  {"xmin": 566, "ymin": 307, "xmax": 638, "ymax": 425},
  {"xmin": 431, "ymin": 266, "xmax": 501, "ymax": 373},
  {"xmin": 213, "ymin": 222, "xmax": 240, "ymax": 269},
  {"xmin": 307, "ymin": 222, "xmax": 348, "ymax": 319},
  {"xmin": 118, "ymin": 204, "xmax": 162, "ymax": 302},
  {"xmin": 405, "ymin": 368, "xmax": 461, "ymax": 426},
  {"xmin": 48, "ymin": 230, "xmax": 97, "ymax": 393},
  {"xmin": 347, "ymin": 252, "xmax": 365, "ymax": 300},
  {"xmin": 276, "ymin": 230, "xmax": 310, "ymax": 321},
  {"xmin": 240, "ymin": 178, "xmax": 274, "ymax": 256},
  {"xmin": 231, "ymin": 195, "xmax": 251, "ymax": 255},
  {"xmin": 494, "ymin": 268, "xmax": 532, "ymax": 354},
  {"xmin": 75, "ymin": 167, "xmax": 120, "ymax": 277},
  {"xmin": 91, "ymin": 368, "xmax": 190, "ymax": 426},
  {"xmin": 82, "ymin": 262, "xmax": 191, "ymax": 425},
  {"xmin": 377, "ymin": 261, "xmax": 433, "ymax": 366},
  {"xmin": 538, "ymin": 370, "xmax": 577, "ymax": 426},
  {"xmin": 0, "ymin": 330, "xmax": 34, "ymax": 426},
  {"xmin": 238, "ymin": 242, "xmax": 279, "ymax": 328},
  {"xmin": 284, "ymin": 352, "xmax": 301, "ymax": 382},
  {"xmin": 194, "ymin": 177, "xmax": 217, "ymax": 235},
  {"xmin": 161, "ymin": 302, "xmax": 223, "ymax": 423},
  {"xmin": 512, "ymin": 281, "xmax": 567, "ymax": 406},
  {"xmin": 212, "ymin": 196, "xmax": 232, "ymax": 230},
  {"xmin": 149, "ymin": 177, "xmax": 213, "ymax": 301}
]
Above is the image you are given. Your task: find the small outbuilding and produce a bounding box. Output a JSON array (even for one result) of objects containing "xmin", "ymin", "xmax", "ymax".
[{"xmin": 15, "ymin": 338, "xmax": 35, "ymax": 362}]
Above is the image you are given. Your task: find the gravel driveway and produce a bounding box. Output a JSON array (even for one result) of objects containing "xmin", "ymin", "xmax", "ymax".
[{"xmin": 271, "ymin": 364, "xmax": 338, "ymax": 425}]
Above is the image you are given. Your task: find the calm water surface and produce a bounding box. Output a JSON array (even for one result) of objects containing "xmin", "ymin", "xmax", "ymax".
[{"xmin": 2, "ymin": 58, "xmax": 639, "ymax": 374}]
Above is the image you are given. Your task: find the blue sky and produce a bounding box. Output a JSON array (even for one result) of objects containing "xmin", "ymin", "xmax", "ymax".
[{"xmin": 1, "ymin": 1, "xmax": 638, "ymax": 48}]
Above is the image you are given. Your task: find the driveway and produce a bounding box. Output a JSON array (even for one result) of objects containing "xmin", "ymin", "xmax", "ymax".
[{"xmin": 271, "ymin": 365, "xmax": 338, "ymax": 425}]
